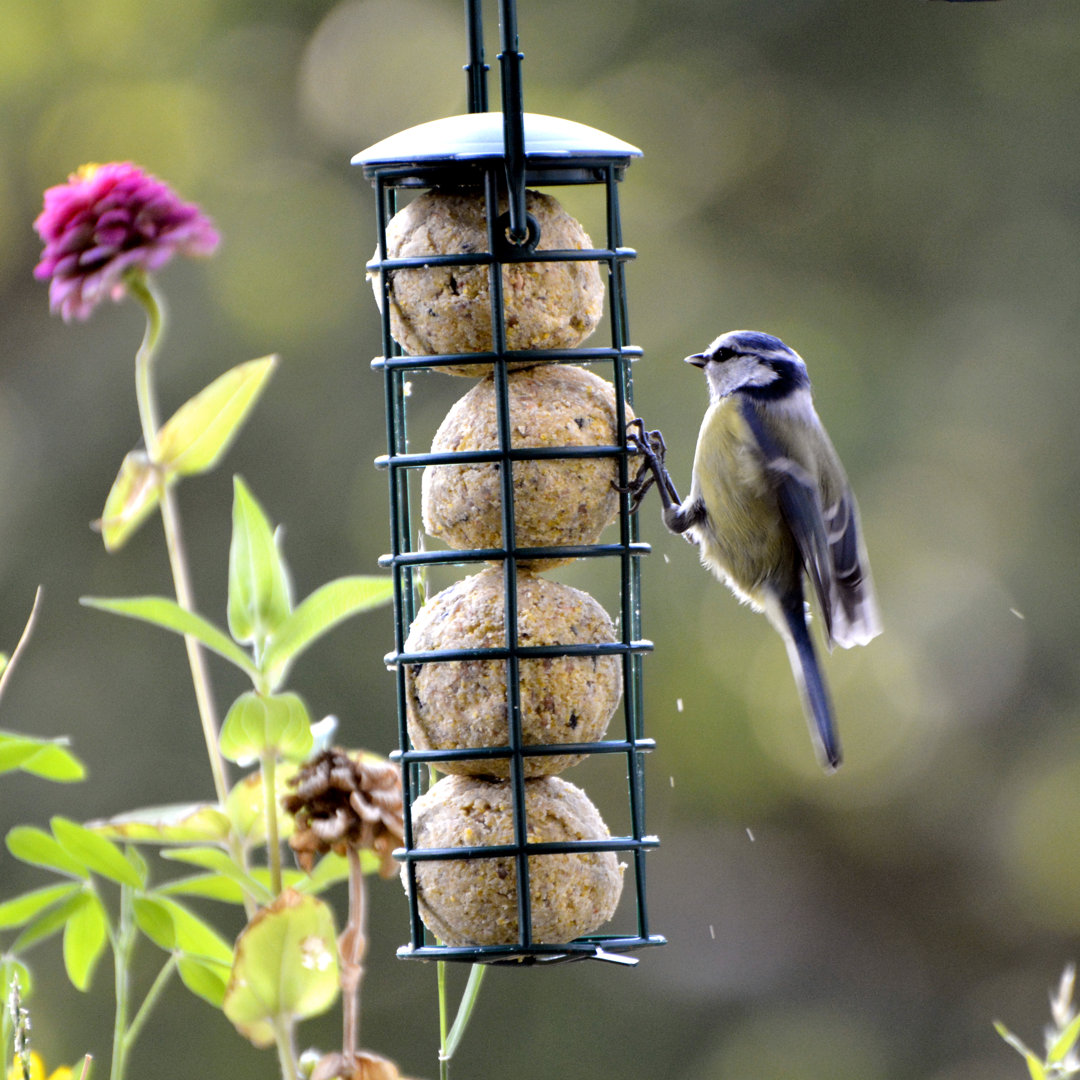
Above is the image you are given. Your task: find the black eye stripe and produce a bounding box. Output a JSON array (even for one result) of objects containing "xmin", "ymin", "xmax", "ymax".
[{"xmin": 713, "ymin": 346, "xmax": 737, "ymax": 362}]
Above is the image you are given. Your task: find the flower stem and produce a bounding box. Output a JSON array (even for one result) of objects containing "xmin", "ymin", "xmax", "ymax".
[
  {"xmin": 437, "ymin": 962, "xmax": 486, "ymax": 1078},
  {"xmin": 262, "ymin": 748, "xmax": 282, "ymax": 896},
  {"xmin": 443, "ymin": 964, "xmax": 486, "ymax": 1063},
  {"xmin": 341, "ymin": 848, "xmax": 368, "ymax": 1065},
  {"xmin": 438, "ymin": 961, "xmax": 449, "ymax": 1080},
  {"xmin": 123, "ymin": 954, "xmax": 178, "ymax": 1054},
  {"xmin": 161, "ymin": 485, "xmax": 229, "ymax": 806},
  {"xmin": 109, "ymin": 886, "xmax": 137, "ymax": 1080},
  {"xmin": 271, "ymin": 1018, "xmax": 300, "ymax": 1080},
  {"xmin": 127, "ymin": 272, "xmax": 229, "ymax": 809},
  {"xmin": 0, "ymin": 586, "xmax": 43, "ymax": 705},
  {"xmin": 128, "ymin": 272, "xmax": 164, "ymax": 455}
]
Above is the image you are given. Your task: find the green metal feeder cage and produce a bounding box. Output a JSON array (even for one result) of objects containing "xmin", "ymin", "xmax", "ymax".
[{"xmin": 353, "ymin": 0, "xmax": 663, "ymax": 965}]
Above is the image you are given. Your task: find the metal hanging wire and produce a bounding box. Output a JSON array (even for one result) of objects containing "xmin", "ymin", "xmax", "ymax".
[{"xmin": 355, "ymin": 0, "xmax": 663, "ymax": 965}]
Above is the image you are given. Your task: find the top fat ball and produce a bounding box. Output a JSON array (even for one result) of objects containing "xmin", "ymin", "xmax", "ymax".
[{"xmin": 373, "ymin": 189, "xmax": 604, "ymax": 375}]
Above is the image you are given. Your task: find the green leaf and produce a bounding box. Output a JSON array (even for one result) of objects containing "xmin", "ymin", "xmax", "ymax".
[
  {"xmin": 0, "ymin": 732, "xmax": 85, "ymax": 781},
  {"xmin": 98, "ymin": 449, "xmax": 163, "ymax": 552},
  {"xmin": 62, "ymin": 893, "xmax": 108, "ymax": 991},
  {"xmin": 127, "ymin": 844, "xmax": 149, "ymax": 884},
  {"xmin": 80, "ymin": 596, "xmax": 257, "ymax": 679},
  {"xmin": 228, "ymin": 477, "xmax": 292, "ymax": 651},
  {"xmin": 178, "ymin": 954, "xmax": 231, "ymax": 1009},
  {"xmin": 134, "ymin": 896, "xmax": 177, "ymax": 950},
  {"xmin": 156, "ymin": 865, "xmax": 348, "ymax": 903},
  {"xmin": 223, "ymin": 889, "xmax": 339, "ymax": 1048},
  {"xmin": 0, "ymin": 733, "xmax": 51, "ymax": 772},
  {"xmin": 52, "ymin": 817, "xmax": 144, "ymax": 888},
  {"xmin": 11, "ymin": 889, "xmax": 90, "ymax": 953},
  {"xmin": 0, "ymin": 883, "xmax": 82, "ymax": 929},
  {"xmin": 290, "ymin": 851, "xmax": 358, "ymax": 894},
  {"xmin": 16, "ymin": 743, "xmax": 86, "ymax": 783},
  {"xmin": 6, "ymin": 825, "xmax": 89, "ymax": 879},
  {"xmin": 225, "ymin": 763, "xmax": 299, "ymax": 846},
  {"xmin": 155, "ymin": 356, "xmax": 278, "ymax": 478},
  {"xmin": 88, "ymin": 802, "xmax": 232, "ymax": 845},
  {"xmin": 161, "ymin": 847, "xmax": 272, "ymax": 905},
  {"xmin": 135, "ymin": 895, "xmax": 235, "ymax": 998},
  {"xmin": 1049, "ymin": 1012, "xmax": 1080, "ymax": 1064},
  {"xmin": 995, "ymin": 1021, "xmax": 1037, "ymax": 1060},
  {"xmin": 1025, "ymin": 1053, "xmax": 1047, "ymax": 1080},
  {"xmin": 220, "ymin": 691, "xmax": 312, "ymax": 765},
  {"xmin": 263, "ymin": 575, "xmax": 394, "ymax": 690},
  {"xmin": 156, "ymin": 872, "xmax": 248, "ymax": 905},
  {"xmin": 145, "ymin": 896, "xmax": 234, "ymax": 964}
]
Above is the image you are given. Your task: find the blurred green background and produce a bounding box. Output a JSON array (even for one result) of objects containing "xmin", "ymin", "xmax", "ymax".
[{"xmin": 2, "ymin": 1, "xmax": 1079, "ymax": 1078}]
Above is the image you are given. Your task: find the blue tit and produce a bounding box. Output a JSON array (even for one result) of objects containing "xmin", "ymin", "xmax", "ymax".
[{"xmin": 628, "ymin": 329, "xmax": 881, "ymax": 771}]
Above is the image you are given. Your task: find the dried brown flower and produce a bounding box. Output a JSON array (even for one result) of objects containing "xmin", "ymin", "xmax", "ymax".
[
  {"xmin": 309, "ymin": 1049, "xmax": 417, "ymax": 1080},
  {"xmin": 283, "ymin": 749, "xmax": 403, "ymax": 877}
]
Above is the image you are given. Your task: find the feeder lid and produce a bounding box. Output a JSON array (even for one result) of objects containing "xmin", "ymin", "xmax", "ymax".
[{"xmin": 352, "ymin": 111, "xmax": 641, "ymax": 177}]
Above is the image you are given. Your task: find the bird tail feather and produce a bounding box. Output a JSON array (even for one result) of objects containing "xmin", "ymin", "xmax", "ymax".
[{"xmin": 774, "ymin": 600, "xmax": 842, "ymax": 771}]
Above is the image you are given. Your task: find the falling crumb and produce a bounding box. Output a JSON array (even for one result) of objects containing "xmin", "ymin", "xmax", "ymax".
[
  {"xmin": 663, "ymin": 554, "xmax": 670, "ymax": 564},
  {"xmin": 675, "ymin": 698, "xmax": 684, "ymax": 713},
  {"xmin": 708, "ymin": 925, "xmax": 716, "ymax": 940},
  {"xmin": 669, "ymin": 776, "xmax": 675, "ymax": 788},
  {"xmin": 746, "ymin": 828, "xmax": 755, "ymax": 842},
  {"xmin": 1009, "ymin": 607, "xmax": 1025, "ymax": 620}
]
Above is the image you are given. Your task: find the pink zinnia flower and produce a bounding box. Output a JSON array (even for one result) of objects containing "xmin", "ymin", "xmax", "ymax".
[{"xmin": 33, "ymin": 162, "xmax": 220, "ymax": 321}]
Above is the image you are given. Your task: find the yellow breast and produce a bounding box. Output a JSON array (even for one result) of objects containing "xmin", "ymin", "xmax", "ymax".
[{"xmin": 689, "ymin": 400, "xmax": 794, "ymax": 603}]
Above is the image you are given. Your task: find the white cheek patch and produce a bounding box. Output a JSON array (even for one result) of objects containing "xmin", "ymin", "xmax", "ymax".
[
  {"xmin": 744, "ymin": 359, "xmax": 781, "ymax": 388},
  {"xmin": 707, "ymin": 354, "xmax": 780, "ymax": 397}
]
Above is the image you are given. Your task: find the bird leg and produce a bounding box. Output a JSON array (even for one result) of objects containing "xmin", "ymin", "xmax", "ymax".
[
  {"xmin": 622, "ymin": 418, "xmax": 683, "ymax": 514},
  {"xmin": 623, "ymin": 418, "xmax": 708, "ymax": 539}
]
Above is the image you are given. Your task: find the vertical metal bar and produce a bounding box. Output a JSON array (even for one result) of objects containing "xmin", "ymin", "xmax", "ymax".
[
  {"xmin": 482, "ymin": 164, "xmax": 533, "ymax": 950},
  {"xmin": 604, "ymin": 165, "xmax": 651, "ymax": 941},
  {"xmin": 497, "ymin": 0, "xmax": 528, "ymax": 246},
  {"xmin": 376, "ymin": 176, "xmax": 425, "ymax": 949},
  {"xmin": 464, "ymin": 0, "xmax": 488, "ymax": 113}
]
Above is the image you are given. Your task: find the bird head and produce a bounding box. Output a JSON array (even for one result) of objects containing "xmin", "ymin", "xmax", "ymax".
[{"xmin": 686, "ymin": 330, "xmax": 810, "ymax": 402}]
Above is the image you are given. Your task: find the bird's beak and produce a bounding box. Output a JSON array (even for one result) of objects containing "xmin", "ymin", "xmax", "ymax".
[{"xmin": 684, "ymin": 352, "xmax": 708, "ymax": 368}]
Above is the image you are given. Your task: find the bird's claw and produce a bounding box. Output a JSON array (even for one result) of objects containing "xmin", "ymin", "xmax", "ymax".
[{"xmin": 617, "ymin": 418, "xmax": 670, "ymax": 513}]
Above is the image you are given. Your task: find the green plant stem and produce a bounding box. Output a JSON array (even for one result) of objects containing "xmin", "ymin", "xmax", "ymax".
[
  {"xmin": 438, "ymin": 961, "xmax": 449, "ymax": 1080},
  {"xmin": 444, "ymin": 964, "xmax": 486, "ymax": 1061},
  {"xmin": 271, "ymin": 1018, "xmax": 299, "ymax": 1080},
  {"xmin": 109, "ymin": 887, "xmax": 137, "ymax": 1080},
  {"xmin": 127, "ymin": 271, "xmax": 229, "ymax": 810},
  {"xmin": 128, "ymin": 272, "xmax": 164, "ymax": 454},
  {"xmin": 160, "ymin": 484, "xmax": 229, "ymax": 806},
  {"xmin": 122, "ymin": 954, "xmax": 178, "ymax": 1055},
  {"xmin": 0, "ymin": 586, "xmax": 42, "ymax": 705},
  {"xmin": 261, "ymin": 749, "xmax": 283, "ymax": 896},
  {"xmin": 438, "ymin": 962, "xmax": 486, "ymax": 1078}
]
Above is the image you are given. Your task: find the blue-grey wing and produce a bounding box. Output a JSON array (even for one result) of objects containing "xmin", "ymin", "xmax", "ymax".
[
  {"xmin": 821, "ymin": 485, "xmax": 881, "ymax": 647},
  {"xmin": 740, "ymin": 397, "xmax": 880, "ymax": 649},
  {"xmin": 738, "ymin": 398, "xmax": 835, "ymax": 639}
]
